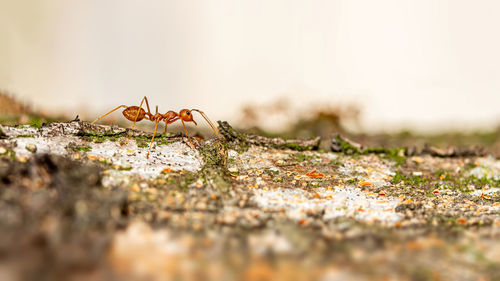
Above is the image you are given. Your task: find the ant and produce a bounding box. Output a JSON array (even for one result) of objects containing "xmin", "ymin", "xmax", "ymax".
[{"xmin": 91, "ymin": 96, "xmax": 220, "ymax": 158}]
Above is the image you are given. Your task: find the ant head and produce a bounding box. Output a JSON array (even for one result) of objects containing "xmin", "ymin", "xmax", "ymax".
[{"xmin": 179, "ymin": 109, "xmax": 197, "ymax": 125}]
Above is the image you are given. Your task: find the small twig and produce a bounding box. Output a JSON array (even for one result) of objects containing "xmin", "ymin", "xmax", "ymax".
[
  {"xmin": 422, "ymin": 143, "xmax": 485, "ymax": 157},
  {"xmin": 217, "ymin": 121, "xmax": 320, "ymax": 151}
]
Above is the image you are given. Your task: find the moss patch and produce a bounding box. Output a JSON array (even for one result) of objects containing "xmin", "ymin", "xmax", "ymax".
[
  {"xmin": 16, "ymin": 134, "xmax": 35, "ymax": 138},
  {"xmin": 333, "ymin": 135, "xmax": 407, "ymax": 166},
  {"xmin": 65, "ymin": 142, "xmax": 92, "ymax": 153},
  {"xmin": 391, "ymin": 171, "xmax": 428, "ymax": 187}
]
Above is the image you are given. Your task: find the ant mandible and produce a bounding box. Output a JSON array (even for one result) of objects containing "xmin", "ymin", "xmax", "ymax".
[{"xmin": 91, "ymin": 96, "xmax": 220, "ymax": 158}]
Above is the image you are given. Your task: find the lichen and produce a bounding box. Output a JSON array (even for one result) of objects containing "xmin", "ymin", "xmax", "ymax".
[
  {"xmin": 195, "ymin": 139, "xmax": 235, "ymax": 197},
  {"xmin": 199, "ymin": 140, "xmax": 228, "ymax": 166}
]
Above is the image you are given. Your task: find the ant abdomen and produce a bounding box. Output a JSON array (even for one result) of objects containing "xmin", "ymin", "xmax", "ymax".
[{"xmin": 123, "ymin": 106, "xmax": 146, "ymax": 121}]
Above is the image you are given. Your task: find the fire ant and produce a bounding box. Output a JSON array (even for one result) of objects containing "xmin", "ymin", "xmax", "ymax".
[{"xmin": 91, "ymin": 96, "xmax": 220, "ymax": 158}]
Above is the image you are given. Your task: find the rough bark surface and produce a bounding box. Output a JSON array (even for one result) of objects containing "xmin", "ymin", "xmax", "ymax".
[{"xmin": 0, "ymin": 121, "xmax": 499, "ymax": 281}]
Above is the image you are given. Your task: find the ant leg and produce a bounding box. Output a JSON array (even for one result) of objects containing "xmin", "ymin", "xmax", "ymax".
[
  {"xmin": 165, "ymin": 117, "xmax": 179, "ymax": 135},
  {"xmin": 144, "ymin": 96, "xmax": 152, "ymax": 113},
  {"xmin": 191, "ymin": 109, "xmax": 220, "ymax": 137},
  {"xmin": 181, "ymin": 119, "xmax": 199, "ymax": 148},
  {"xmin": 131, "ymin": 96, "xmax": 151, "ymax": 131},
  {"xmin": 124, "ymin": 97, "xmax": 153, "ymax": 146},
  {"xmin": 146, "ymin": 119, "xmax": 160, "ymax": 159},
  {"xmin": 91, "ymin": 105, "xmax": 127, "ymax": 124},
  {"xmin": 121, "ymin": 115, "xmax": 154, "ymax": 147},
  {"xmin": 181, "ymin": 120, "xmax": 191, "ymax": 140}
]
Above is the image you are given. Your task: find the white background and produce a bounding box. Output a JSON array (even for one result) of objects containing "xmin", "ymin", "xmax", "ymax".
[{"xmin": 1, "ymin": 0, "xmax": 499, "ymax": 132}]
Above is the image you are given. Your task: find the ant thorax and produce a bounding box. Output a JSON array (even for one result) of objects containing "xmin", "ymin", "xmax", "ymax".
[{"xmin": 150, "ymin": 113, "xmax": 163, "ymax": 122}]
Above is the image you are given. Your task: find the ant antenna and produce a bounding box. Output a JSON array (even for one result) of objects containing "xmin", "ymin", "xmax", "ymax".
[{"xmin": 191, "ymin": 109, "xmax": 220, "ymax": 137}]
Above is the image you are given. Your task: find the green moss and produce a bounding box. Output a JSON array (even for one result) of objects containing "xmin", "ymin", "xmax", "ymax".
[
  {"xmin": 391, "ymin": 167, "xmax": 500, "ymax": 193},
  {"xmin": 346, "ymin": 178, "xmax": 359, "ymax": 185},
  {"xmin": 406, "ymin": 175, "xmax": 428, "ymax": 187},
  {"xmin": 79, "ymin": 146, "xmax": 92, "ymax": 152},
  {"xmin": 116, "ymin": 166, "xmax": 132, "ymax": 171},
  {"xmin": 83, "ymin": 132, "xmax": 175, "ymax": 146},
  {"xmin": 381, "ymin": 148, "xmax": 407, "ymax": 167},
  {"xmin": 17, "ymin": 134, "xmax": 34, "ymax": 138},
  {"xmin": 65, "ymin": 142, "xmax": 92, "ymax": 153},
  {"xmin": 435, "ymin": 169, "xmax": 452, "ymax": 181},
  {"xmin": 28, "ymin": 117, "xmax": 44, "ymax": 128},
  {"xmin": 334, "ymin": 135, "xmax": 361, "ymax": 154},
  {"xmin": 0, "ymin": 148, "xmax": 16, "ymax": 161},
  {"xmin": 25, "ymin": 144, "xmax": 37, "ymax": 153},
  {"xmin": 334, "ymin": 136, "xmax": 407, "ymax": 166},
  {"xmin": 131, "ymin": 135, "xmax": 173, "ymax": 148},
  {"xmin": 96, "ymin": 157, "xmax": 113, "ymax": 166},
  {"xmin": 295, "ymin": 152, "xmax": 315, "ymax": 162},
  {"xmin": 433, "ymin": 167, "xmax": 500, "ymax": 192},
  {"xmin": 153, "ymin": 138, "xmax": 173, "ymax": 146},
  {"xmin": 366, "ymin": 147, "xmax": 407, "ymax": 167},
  {"xmin": 457, "ymin": 175, "xmax": 500, "ymax": 190},
  {"xmin": 0, "ymin": 113, "xmax": 62, "ymax": 127},
  {"xmin": 285, "ymin": 142, "xmax": 310, "ymax": 151},
  {"xmin": 26, "ymin": 115, "xmax": 60, "ymax": 128},
  {"xmin": 391, "ymin": 171, "xmax": 428, "ymax": 187},
  {"xmin": 0, "ymin": 116, "xmax": 18, "ymax": 125},
  {"xmin": 329, "ymin": 160, "xmax": 342, "ymax": 166},
  {"xmin": 229, "ymin": 170, "xmax": 240, "ymax": 176},
  {"xmin": 83, "ymin": 133, "xmax": 124, "ymax": 143},
  {"xmin": 273, "ymin": 178, "xmax": 284, "ymax": 183},
  {"xmin": 134, "ymin": 137, "xmax": 149, "ymax": 148},
  {"xmin": 263, "ymin": 168, "xmax": 279, "ymax": 177},
  {"xmin": 465, "ymin": 162, "xmax": 477, "ymax": 170},
  {"xmin": 391, "ymin": 171, "xmax": 406, "ymax": 184}
]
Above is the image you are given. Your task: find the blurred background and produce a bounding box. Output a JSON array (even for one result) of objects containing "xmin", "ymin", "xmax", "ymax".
[{"xmin": 1, "ymin": 0, "xmax": 500, "ymax": 138}]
